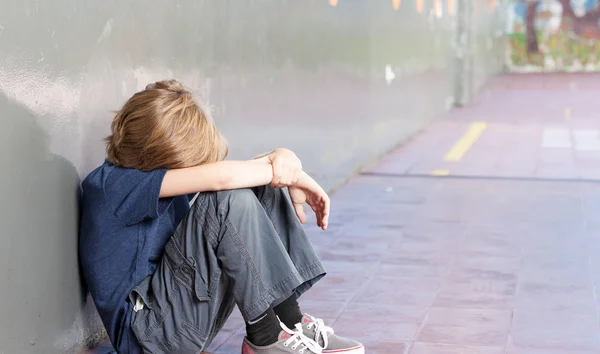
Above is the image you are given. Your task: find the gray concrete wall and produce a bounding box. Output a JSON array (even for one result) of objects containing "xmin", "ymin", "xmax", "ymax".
[
  {"xmin": 0, "ymin": 1, "xmax": 503, "ymax": 353},
  {"xmin": 453, "ymin": 0, "xmax": 505, "ymax": 105}
]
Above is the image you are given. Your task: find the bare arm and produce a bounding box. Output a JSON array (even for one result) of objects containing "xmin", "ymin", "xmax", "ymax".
[
  {"xmin": 160, "ymin": 151, "xmax": 330, "ymax": 229},
  {"xmin": 159, "ymin": 157, "xmax": 273, "ymax": 197}
]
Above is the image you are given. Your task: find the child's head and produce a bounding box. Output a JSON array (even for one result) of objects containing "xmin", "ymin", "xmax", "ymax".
[{"xmin": 106, "ymin": 80, "xmax": 228, "ymax": 171}]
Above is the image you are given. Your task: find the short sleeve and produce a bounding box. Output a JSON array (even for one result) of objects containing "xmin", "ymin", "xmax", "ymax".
[{"xmin": 103, "ymin": 166, "xmax": 172, "ymax": 226}]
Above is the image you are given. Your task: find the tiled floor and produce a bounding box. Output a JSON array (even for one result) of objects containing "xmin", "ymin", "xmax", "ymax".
[
  {"xmin": 87, "ymin": 73, "xmax": 600, "ymax": 353},
  {"xmin": 369, "ymin": 73, "xmax": 600, "ymax": 181}
]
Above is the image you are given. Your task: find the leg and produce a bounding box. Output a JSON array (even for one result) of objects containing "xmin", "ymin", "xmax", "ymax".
[
  {"xmin": 129, "ymin": 191, "xmax": 236, "ymax": 354},
  {"xmin": 130, "ymin": 188, "xmax": 326, "ymax": 354},
  {"xmin": 251, "ymin": 185, "xmax": 324, "ymax": 305},
  {"xmin": 211, "ymin": 188, "xmax": 326, "ymax": 320},
  {"xmin": 251, "ymin": 185, "xmax": 318, "ymax": 326},
  {"xmin": 252, "ymin": 186, "xmax": 364, "ymax": 354}
]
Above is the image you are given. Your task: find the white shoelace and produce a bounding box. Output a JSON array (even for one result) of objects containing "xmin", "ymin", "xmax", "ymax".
[
  {"xmin": 304, "ymin": 314, "xmax": 335, "ymax": 350},
  {"xmin": 280, "ymin": 321, "xmax": 323, "ymax": 354}
]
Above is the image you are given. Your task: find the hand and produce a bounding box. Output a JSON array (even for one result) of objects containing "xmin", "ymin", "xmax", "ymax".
[
  {"xmin": 289, "ymin": 173, "xmax": 330, "ymax": 230},
  {"xmin": 266, "ymin": 148, "xmax": 302, "ymax": 188}
]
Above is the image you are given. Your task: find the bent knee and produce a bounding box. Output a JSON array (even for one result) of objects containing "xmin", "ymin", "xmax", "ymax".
[{"xmin": 217, "ymin": 188, "xmax": 260, "ymax": 210}]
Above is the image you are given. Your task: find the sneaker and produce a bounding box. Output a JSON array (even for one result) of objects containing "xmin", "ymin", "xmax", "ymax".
[
  {"xmin": 301, "ymin": 315, "xmax": 364, "ymax": 354},
  {"xmin": 242, "ymin": 322, "xmax": 323, "ymax": 354}
]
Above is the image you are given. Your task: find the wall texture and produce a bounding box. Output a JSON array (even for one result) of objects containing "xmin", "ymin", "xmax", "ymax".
[
  {"xmin": 454, "ymin": 0, "xmax": 505, "ymax": 104},
  {"xmin": 0, "ymin": 0, "xmax": 502, "ymax": 353},
  {"xmin": 505, "ymin": 0, "xmax": 600, "ymax": 72}
]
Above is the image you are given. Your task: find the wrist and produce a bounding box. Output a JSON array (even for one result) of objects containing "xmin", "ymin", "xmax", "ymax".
[
  {"xmin": 295, "ymin": 171, "xmax": 313, "ymax": 189},
  {"xmin": 251, "ymin": 155, "xmax": 271, "ymax": 164},
  {"xmin": 253, "ymin": 151, "xmax": 273, "ymax": 160}
]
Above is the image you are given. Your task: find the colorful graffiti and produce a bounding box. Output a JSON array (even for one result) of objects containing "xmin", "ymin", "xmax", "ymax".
[{"xmin": 506, "ymin": 0, "xmax": 600, "ymax": 71}]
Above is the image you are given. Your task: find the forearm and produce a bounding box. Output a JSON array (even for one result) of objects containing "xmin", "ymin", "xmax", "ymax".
[{"xmin": 160, "ymin": 159, "xmax": 273, "ymax": 197}]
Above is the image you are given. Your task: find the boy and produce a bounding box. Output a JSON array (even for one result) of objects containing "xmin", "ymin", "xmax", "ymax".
[{"xmin": 79, "ymin": 80, "xmax": 364, "ymax": 354}]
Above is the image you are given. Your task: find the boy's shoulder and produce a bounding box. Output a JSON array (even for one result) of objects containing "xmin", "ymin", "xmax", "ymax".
[
  {"xmin": 82, "ymin": 160, "xmax": 169, "ymax": 225},
  {"xmin": 83, "ymin": 160, "xmax": 162, "ymax": 186},
  {"xmin": 82, "ymin": 160, "xmax": 115, "ymax": 190}
]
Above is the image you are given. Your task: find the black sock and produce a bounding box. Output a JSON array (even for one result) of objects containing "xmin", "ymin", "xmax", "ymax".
[
  {"xmin": 245, "ymin": 308, "xmax": 281, "ymax": 346},
  {"xmin": 273, "ymin": 294, "xmax": 303, "ymax": 328}
]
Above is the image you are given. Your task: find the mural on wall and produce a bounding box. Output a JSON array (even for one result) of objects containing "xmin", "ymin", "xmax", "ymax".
[{"xmin": 506, "ymin": 0, "xmax": 600, "ymax": 71}]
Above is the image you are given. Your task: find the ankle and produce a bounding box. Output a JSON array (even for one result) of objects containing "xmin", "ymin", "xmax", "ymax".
[
  {"xmin": 245, "ymin": 309, "xmax": 281, "ymax": 346},
  {"xmin": 273, "ymin": 294, "xmax": 303, "ymax": 328}
]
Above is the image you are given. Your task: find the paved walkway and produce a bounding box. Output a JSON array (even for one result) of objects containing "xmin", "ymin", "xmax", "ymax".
[{"xmin": 88, "ymin": 73, "xmax": 600, "ymax": 354}]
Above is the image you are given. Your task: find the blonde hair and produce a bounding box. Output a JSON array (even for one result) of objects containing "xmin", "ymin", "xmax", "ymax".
[{"xmin": 106, "ymin": 80, "xmax": 228, "ymax": 171}]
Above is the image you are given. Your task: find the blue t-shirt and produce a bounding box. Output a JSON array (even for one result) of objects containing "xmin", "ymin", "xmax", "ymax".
[{"xmin": 79, "ymin": 160, "xmax": 192, "ymax": 353}]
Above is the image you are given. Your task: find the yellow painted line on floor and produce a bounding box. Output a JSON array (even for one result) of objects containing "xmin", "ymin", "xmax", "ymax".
[
  {"xmin": 565, "ymin": 107, "xmax": 571, "ymax": 121},
  {"xmin": 444, "ymin": 121, "xmax": 487, "ymax": 162},
  {"xmin": 430, "ymin": 169, "xmax": 450, "ymax": 176}
]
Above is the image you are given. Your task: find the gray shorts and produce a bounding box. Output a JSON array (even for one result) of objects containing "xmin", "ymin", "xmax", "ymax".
[{"xmin": 129, "ymin": 186, "xmax": 326, "ymax": 354}]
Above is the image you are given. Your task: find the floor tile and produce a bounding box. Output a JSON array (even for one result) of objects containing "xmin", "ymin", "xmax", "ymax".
[
  {"xmin": 410, "ymin": 343, "xmax": 505, "ymax": 354},
  {"xmin": 417, "ymin": 308, "xmax": 512, "ymax": 346}
]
